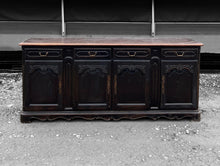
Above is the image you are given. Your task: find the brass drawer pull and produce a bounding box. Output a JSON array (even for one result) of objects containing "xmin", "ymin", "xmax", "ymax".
[
  {"xmin": 39, "ymin": 51, "xmax": 48, "ymax": 57},
  {"xmin": 175, "ymin": 51, "xmax": 184, "ymax": 57},
  {"xmin": 88, "ymin": 51, "xmax": 97, "ymax": 57},
  {"xmin": 127, "ymin": 51, "xmax": 136, "ymax": 57}
]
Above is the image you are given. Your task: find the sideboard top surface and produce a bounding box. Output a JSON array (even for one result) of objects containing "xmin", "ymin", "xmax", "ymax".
[{"xmin": 20, "ymin": 38, "xmax": 203, "ymax": 46}]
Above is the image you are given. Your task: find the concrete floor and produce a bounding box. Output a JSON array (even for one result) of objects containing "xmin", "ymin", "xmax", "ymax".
[{"xmin": 0, "ymin": 73, "xmax": 220, "ymax": 166}]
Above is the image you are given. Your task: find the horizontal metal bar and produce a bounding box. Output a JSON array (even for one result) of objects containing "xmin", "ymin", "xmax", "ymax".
[
  {"xmin": 66, "ymin": 21, "xmax": 151, "ymax": 24},
  {"xmin": 1, "ymin": 21, "xmax": 220, "ymax": 25},
  {"xmin": 0, "ymin": 21, "xmax": 61, "ymax": 23},
  {"xmin": 0, "ymin": 20, "xmax": 151, "ymax": 24},
  {"xmin": 156, "ymin": 22, "xmax": 220, "ymax": 25}
]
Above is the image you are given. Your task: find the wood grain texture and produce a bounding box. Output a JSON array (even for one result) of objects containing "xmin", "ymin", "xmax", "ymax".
[{"xmin": 19, "ymin": 38, "xmax": 203, "ymax": 46}]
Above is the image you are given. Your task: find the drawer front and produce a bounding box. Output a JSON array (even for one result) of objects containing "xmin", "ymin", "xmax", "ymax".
[
  {"xmin": 25, "ymin": 48, "xmax": 62, "ymax": 59},
  {"xmin": 114, "ymin": 48, "xmax": 150, "ymax": 59},
  {"xmin": 75, "ymin": 48, "xmax": 111, "ymax": 59},
  {"xmin": 161, "ymin": 48, "xmax": 198, "ymax": 59}
]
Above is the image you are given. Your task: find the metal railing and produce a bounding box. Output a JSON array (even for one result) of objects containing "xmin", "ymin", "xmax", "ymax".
[
  {"xmin": 60, "ymin": 0, "xmax": 156, "ymax": 37},
  {"xmin": 1, "ymin": 0, "xmax": 219, "ymax": 37}
]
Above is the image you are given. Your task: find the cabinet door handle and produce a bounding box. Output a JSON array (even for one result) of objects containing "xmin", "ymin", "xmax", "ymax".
[
  {"xmin": 162, "ymin": 75, "xmax": 165, "ymax": 95},
  {"xmin": 175, "ymin": 51, "xmax": 184, "ymax": 57},
  {"xmin": 88, "ymin": 51, "xmax": 97, "ymax": 57},
  {"xmin": 114, "ymin": 74, "xmax": 117, "ymax": 96},
  {"xmin": 107, "ymin": 75, "xmax": 111, "ymax": 96},
  {"xmin": 127, "ymin": 51, "xmax": 136, "ymax": 57},
  {"xmin": 39, "ymin": 51, "xmax": 48, "ymax": 57}
]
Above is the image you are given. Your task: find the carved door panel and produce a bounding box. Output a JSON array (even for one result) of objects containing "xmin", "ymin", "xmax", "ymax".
[
  {"xmin": 161, "ymin": 60, "xmax": 198, "ymax": 109},
  {"xmin": 24, "ymin": 60, "xmax": 63, "ymax": 111},
  {"xmin": 74, "ymin": 60, "xmax": 111, "ymax": 110},
  {"xmin": 113, "ymin": 60, "xmax": 150, "ymax": 110}
]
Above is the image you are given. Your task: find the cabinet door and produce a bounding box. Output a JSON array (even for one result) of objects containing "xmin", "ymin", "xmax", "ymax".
[
  {"xmin": 161, "ymin": 60, "xmax": 198, "ymax": 109},
  {"xmin": 74, "ymin": 60, "xmax": 111, "ymax": 110},
  {"xmin": 113, "ymin": 60, "xmax": 150, "ymax": 110},
  {"xmin": 24, "ymin": 60, "xmax": 63, "ymax": 111}
]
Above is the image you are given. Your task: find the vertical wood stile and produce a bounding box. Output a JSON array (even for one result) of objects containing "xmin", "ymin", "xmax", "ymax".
[
  {"xmin": 150, "ymin": 56, "xmax": 160, "ymax": 108},
  {"xmin": 64, "ymin": 57, "xmax": 73, "ymax": 110}
]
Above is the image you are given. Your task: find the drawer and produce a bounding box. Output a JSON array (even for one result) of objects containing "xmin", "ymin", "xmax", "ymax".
[
  {"xmin": 114, "ymin": 48, "xmax": 150, "ymax": 58},
  {"xmin": 161, "ymin": 48, "xmax": 198, "ymax": 58},
  {"xmin": 25, "ymin": 48, "xmax": 62, "ymax": 59},
  {"xmin": 75, "ymin": 48, "xmax": 111, "ymax": 59}
]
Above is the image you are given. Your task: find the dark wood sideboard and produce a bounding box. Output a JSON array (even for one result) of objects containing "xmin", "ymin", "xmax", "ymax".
[{"xmin": 19, "ymin": 38, "xmax": 203, "ymax": 123}]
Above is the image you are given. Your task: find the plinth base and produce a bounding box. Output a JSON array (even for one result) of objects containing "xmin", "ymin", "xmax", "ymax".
[{"xmin": 21, "ymin": 110, "xmax": 201, "ymax": 123}]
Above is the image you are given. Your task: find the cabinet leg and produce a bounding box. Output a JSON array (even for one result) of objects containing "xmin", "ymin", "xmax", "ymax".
[
  {"xmin": 192, "ymin": 114, "xmax": 201, "ymax": 121},
  {"xmin": 20, "ymin": 115, "xmax": 32, "ymax": 123}
]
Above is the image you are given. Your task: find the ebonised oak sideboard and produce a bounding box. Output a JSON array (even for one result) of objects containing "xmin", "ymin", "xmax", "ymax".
[{"xmin": 19, "ymin": 38, "xmax": 203, "ymax": 123}]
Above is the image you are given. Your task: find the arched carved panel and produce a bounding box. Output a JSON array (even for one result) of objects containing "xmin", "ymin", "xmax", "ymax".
[
  {"xmin": 161, "ymin": 60, "xmax": 198, "ymax": 109},
  {"xmin": 166, "ymin": 68, "xmax": 193, "ymax": 103},
  {"xmin": 24, "ymin": 61, "xmax": 62, "ymax": 110},
  {"xmin": 113, "ymin": 61, "xmax": 150, "ymax": 110},
  {"xmin": 74, "ymin": 61, "xmax": 111, "ymax": 110},
  {"xmin": 29, "ymin": 67, "xmax": 58, "ymax": 104},
  {"xmin": 117, "ymin": 65, "xmax": 146, "ymax": 74}
]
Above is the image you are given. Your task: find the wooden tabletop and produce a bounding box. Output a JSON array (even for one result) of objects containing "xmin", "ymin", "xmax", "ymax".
[{"xmin": 19, "ymin": 38, "xmax": 203, "ymax": 46}]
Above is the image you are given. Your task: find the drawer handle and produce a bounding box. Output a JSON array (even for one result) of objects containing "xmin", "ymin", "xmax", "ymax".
[
  {"xmin": 175, "ymin": 51, "xmax": 184, "ymax": 57},
  {"xmin": 39, "ymin": 51, "xmax": 48, "ymax": 57},
  {"xmin": 127, "ymin": 52, "xmax": 136, "ymax": 57},
  {"xmin": 88, "ymin": 51, "xmax": 97, "ymax": 57}
]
